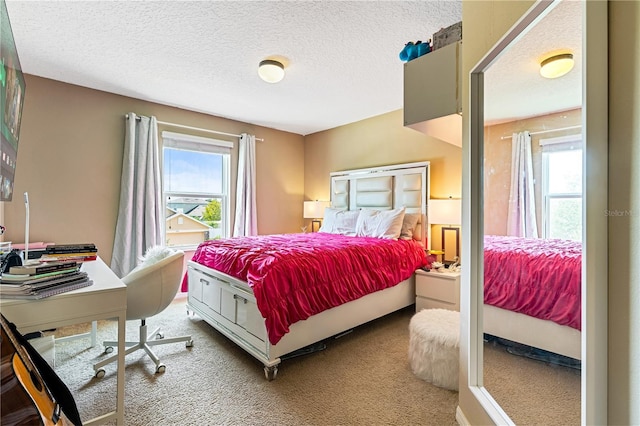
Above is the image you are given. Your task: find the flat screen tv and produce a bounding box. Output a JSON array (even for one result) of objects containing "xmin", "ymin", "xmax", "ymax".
[{"xmin": 0, "ymin": 0, "xmax": 26, "ymax": 202}]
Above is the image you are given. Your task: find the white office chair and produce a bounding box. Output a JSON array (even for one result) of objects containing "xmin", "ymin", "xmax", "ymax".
[{"xmin": 94, "ymin": 247, "xmax": 193, "ymax": 377}]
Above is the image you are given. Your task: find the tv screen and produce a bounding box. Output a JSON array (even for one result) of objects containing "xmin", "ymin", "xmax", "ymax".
[{"xmin": 0, "ymin": 0, "xmax": 26, "ymax": 202}]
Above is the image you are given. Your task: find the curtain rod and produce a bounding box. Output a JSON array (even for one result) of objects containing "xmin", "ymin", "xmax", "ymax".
[
  {"xmin": 125, "ymin": 114, "xmax": 264, "ymax": 141},
  {"xmin": 500, "ymin": 125, "xmax": 582, "ymax": 140}
]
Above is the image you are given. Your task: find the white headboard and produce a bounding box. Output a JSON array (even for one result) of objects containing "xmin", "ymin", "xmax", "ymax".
[{"xmin": 329, "ymin": 161, "xmax": 430, "ymax": 247}]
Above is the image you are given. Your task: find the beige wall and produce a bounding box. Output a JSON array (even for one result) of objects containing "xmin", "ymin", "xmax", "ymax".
[
  {"xmin": 1, "ymin": 75, "xmax": 304, "ymax": 265},
  {"xmin": 484, "ymin": 108, "xmax": 581, "ymax": 235},
  {"xmin": 304, "ymin": 109, "xmax": 462, "ymax": 248},
  {"xmin": 608, "ymin": 1, "xmax": 640, "ymax": 423}
]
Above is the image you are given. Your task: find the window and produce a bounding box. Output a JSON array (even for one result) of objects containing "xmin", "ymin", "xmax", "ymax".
[
  {"xmin": 161, "ymin": 131, "xmax": 232, "ymax": 249},
  {"xmin": 540, "ymin": 135, "xmax": 583, "ymax": 241}
]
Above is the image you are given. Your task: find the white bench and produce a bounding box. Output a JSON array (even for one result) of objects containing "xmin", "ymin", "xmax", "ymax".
[{"xmin": 408, "ymin": 308, "xmax": 460, "ymax": 391}]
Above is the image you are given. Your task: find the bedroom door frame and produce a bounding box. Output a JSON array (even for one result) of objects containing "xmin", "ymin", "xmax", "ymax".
[{"xmin": 465, "ymin": 0, "xmax": 608, "ymax": 424}]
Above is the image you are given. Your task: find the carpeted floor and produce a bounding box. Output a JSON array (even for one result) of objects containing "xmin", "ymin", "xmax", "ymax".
[
  {"xmin": 483, "ymin": 338, "xmax": 581, "ymax": 425},
  {"xmin": 46, "ymin": 299, "xmax": 580, "ymax": 425},
  {"xmin": 49, "ymin": 299, "xmax": 459, "ymax": 425}
]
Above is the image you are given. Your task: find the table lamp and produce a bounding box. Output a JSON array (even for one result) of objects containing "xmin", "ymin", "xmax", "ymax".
[
  {"xmin": 428, "ymin": 198, "xmax": 462, "ymax": 264},
  {"xmin": 303, "ymin": 201, "xmax": 330, "ymax": 232}
]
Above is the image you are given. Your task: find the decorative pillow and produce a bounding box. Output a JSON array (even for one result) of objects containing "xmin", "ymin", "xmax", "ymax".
[
  {"xmin": 399, "ymin": 213, "xmax": 421, "ymax": 240},
  {"xmin": 319, "ymin": 208, "xmax": 360, "ymax": 236},
  {"xmin": 355, "ymin": 207, "xmax": 406, "ymax": 239},
  {"xmin": 134, "ymin": 246, "xmax": 176, "ymax": 271}
]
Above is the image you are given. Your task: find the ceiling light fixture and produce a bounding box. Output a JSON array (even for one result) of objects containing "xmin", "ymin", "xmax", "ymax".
[
  {"xmin": 539, "ymin": 53, "xmax": 574, "ymax": 79},
  {"xmin": 258, "ymin": 59, "xmax": 285, "ymax": 83}
]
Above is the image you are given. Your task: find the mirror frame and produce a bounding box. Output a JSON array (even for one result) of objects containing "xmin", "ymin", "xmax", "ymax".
[{"xmin": 466, "ymin": 0, "xmax": 608, "ymax": 424}]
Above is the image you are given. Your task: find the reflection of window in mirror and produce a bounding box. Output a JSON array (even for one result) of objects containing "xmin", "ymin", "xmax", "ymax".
[{"xmin": 540, "ymin": 135, "xmax": 583, "ymax": 241}]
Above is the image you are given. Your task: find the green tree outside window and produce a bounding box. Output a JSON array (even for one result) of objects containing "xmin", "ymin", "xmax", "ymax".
[{"xmin": 202, "ymin": 199, "xmax": 221, "ymax": 228}]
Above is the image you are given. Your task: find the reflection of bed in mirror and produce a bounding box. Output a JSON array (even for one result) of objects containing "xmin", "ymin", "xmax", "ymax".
[
  {"xmin": 185, "ymin": 161, "xmax": 430, "ymax": 379},
  {"xmin": 483, "ymin": 235, "xmax": 581, "ymax": 360}
]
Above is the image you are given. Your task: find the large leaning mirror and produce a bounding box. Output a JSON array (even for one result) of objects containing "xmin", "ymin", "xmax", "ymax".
[
  {"xmin": 481, "ymin": 1, "xmax": 582, "ymax": 423},
  {"xmin": 468, "ymin": 0, "xmax": 608, "ymax": 424}
]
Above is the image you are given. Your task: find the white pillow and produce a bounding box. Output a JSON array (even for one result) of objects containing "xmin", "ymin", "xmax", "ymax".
[
  {"xmin": 319, "ymin": 208, "xmax": 360, "ymax": 236},
  {"xmin": 130, "ymin": 246, "xmax": 176, "ymax": 274},
  {"xmin": 355, "ymin": 207, "xmax": 406, "ymax": 239},
  {"xmin": 139, "ymin": 246, "xmax": 176, "ymax": 266},
  {"xmin": 399, "ymin": 213, "xmax": 421, "ymax": 240}
]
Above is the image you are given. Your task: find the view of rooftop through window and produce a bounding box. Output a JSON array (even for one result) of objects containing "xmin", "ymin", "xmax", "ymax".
[{"xmin": 163, "ymin": 147, "xmax": 229, "ymax": 247}]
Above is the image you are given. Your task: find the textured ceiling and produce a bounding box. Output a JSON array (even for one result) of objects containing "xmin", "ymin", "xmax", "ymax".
[
  {"xmin": 484, "ymin": 0, "xmax": 582, "ymax": 125},
  {"xmin": 5, "ymin": 1, "xmax": 462, "ymax": 136},
  {"xmin": 5, "ymin": 1, "xmax": 580, "ymax": 136}
]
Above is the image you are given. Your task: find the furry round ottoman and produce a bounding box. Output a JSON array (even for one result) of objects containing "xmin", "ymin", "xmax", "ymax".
[{"xmin": 408, "ymin": 308, "xmax": 460, "ymax": 391}]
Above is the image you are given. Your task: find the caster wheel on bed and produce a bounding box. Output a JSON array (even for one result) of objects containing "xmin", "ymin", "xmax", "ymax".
[
  {"xmin": 156, "ymin": 364, "xmax": 166, "ymax": 374},
  {"xmin": 104, "ymin": 346, "xmax": 114, "ymax": 354},
  {"xmin": 264, "ymin": 366, "xmax": 278, "ymax": 381},
  {"xmin": 95, "ymin": 369, "xmax": 106, "ymax": 379},
  {"xmin": 186, "ymin": 339, "xmax": 194, "ymax": 348}
]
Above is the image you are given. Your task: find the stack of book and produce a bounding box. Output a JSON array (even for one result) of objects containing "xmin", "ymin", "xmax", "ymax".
[
  {"xmin": 39, "ymin": 243, "xmax": 98, "ymax": 263},
  {"xmin": 0, "ymin": 260, "xmax": 93, "ymax": 299}
]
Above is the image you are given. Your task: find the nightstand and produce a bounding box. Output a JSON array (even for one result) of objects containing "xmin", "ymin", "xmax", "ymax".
[{"xmin": 415, "ymin": 269, "xmax": 460, "ymax": 312}]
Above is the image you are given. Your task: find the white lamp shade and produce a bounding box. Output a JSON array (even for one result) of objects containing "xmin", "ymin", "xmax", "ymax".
[
  {"xmin": 428, "ymin": 199, "xmax": 461, "ymax": 225},
  {"xmin": 303, "ymin": 201, "xmax": 330, "ymax": 219},
  {"xmin": 258, "ymin": 60, "xmax": 285, "ymax": 83}
]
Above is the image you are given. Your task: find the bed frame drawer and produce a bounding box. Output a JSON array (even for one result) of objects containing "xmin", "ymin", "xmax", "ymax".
[
  {"xmin": 220, "ymin": 286, "xmax": 267, "ymax": 342},
  {"xmin": 188, "ymin": 267, "xmax": 222, "ymax": 314},
  {"xmin": 187, "ymin": 266, "xmax": 267, "ymax": 351}
]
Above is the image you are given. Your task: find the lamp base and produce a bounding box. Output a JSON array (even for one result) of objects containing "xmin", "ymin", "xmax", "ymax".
[
  {"xmin": 441, "ymin": 226, "xmax": 460, "ymax": 264},
  {"xmin": 311, "ymin": 219, "xmax": 321, "ymax": 233}
]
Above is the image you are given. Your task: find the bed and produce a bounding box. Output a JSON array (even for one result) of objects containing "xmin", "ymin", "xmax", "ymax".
[
  {"xmin": 483, "ymin": 235, "xmax": 582, "ymax": 360},
  {"xmin": 185, "ymin": 161, "xmax": 430, "ymax": 379}
]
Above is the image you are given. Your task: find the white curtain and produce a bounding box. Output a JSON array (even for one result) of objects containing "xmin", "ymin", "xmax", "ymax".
[
  {"xmin": 233, "ymin": 133, "xmax": 257, "ymax": 237},
  {"xmin": 111, "ymin": 113, "xmax": 163, "ymax": 277},
  {"xmin": 507, "ymin": 131, "xmax": 539, "ymax": 238}
]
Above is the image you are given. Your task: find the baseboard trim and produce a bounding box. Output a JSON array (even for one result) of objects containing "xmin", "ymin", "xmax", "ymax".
[{"xmin": 456, "ymin": 405, "xmax": 470, "ymax": 426}]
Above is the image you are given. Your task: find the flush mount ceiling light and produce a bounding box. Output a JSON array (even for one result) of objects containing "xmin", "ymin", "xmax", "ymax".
[
  {"xmin": 258, "ymin": 59, "xmax": 285, "ymax": 83},
  {"xmin": 539, "ymin": 53, "xmax": 574, "ymax": 79}
]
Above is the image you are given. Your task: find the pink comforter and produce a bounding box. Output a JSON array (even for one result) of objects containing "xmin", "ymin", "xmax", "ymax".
[
  {"xmin": 484, "ymin": 235, "xmax": 582, "ymax": 330},
  {"xmin": 188, "ymin": 233, "xmax": 427, "ymax": 344}
]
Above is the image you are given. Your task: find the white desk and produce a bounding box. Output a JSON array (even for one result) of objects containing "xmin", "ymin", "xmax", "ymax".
[{"xmin": 0, "ymin": 257, "xmax": 127, "ymax": 425}]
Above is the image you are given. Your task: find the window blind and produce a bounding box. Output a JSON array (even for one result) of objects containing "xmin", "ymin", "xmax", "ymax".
[
  {"xmin": 539, "ymin": 134, "xmax": 582, "ymax": 152},
  {"xmin": 161, "ymin": 131, "xmax": 233, "ymax": 154}
]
